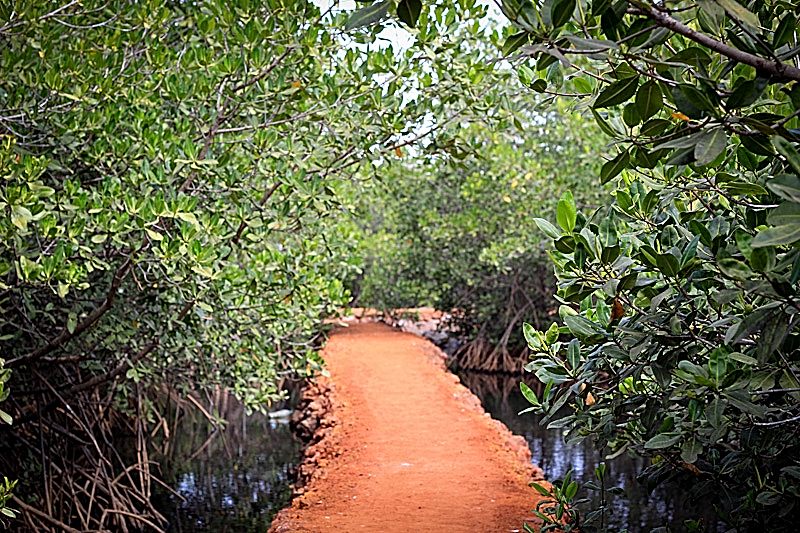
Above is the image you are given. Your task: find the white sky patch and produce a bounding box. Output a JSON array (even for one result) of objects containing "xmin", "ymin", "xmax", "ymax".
[
  {"xmin": 311, "ymin": 0, "xmax": 504, "ymax": 53},
  {"xmin": 309, "ymin": 1, "xmax": 513, "ymax": 159}
]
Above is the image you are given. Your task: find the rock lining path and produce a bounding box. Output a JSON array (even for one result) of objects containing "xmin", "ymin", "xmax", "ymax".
[{"xmin": 270, "ymin": 322, "xmax": 545, "ymax": 532}]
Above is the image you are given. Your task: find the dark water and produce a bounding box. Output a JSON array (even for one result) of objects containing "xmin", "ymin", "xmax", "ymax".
[
  {"xmin": 151, "ymin": 372, "xmax": 722, "ymax": 532},
  {"xmin": 456, "ymin": 371, "xmax": 723, "ymax": 532},
  {"xmin": 151, "ymin": 389, "xmax": 301, "ymax": 532}
]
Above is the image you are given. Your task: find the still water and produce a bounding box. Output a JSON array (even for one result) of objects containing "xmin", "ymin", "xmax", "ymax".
[
  {"xmin": 152, "ymin": 374, "xmax": 722, "ymax": 532},
  {"xmin": 151, "ymin": 389, "xmax": 301, "ymax": 532},
  {"xmin": 456, "ymin": 371, "xmax": 723, "ymax": 532}
]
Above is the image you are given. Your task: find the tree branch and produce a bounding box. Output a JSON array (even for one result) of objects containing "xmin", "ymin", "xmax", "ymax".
[
  {"xmin": 635, "ymin": 2, "xmax": 800, "ymax": 82},
  {"xmin": 8, "ymin": 255, "xmax": 136, "ymax": 368}
]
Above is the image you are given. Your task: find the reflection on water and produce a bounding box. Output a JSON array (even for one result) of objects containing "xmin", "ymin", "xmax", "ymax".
[
  {"xmin": 457, "ymin": 372, "xmax": 723, "ymax": 532},
  {"xmin": 151, "ymin": 389, "xmax": 301, "ymax": 532},
  {"xmin": 147, "ymin": 371, "xmax": 725, "ymax": 531}
]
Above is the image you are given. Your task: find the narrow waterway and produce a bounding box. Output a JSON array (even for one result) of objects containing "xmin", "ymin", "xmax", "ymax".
[
  {"xmin": 456, "ymin": 371, "xmax": 723, "ymax": 532},
  {"xmin": 150, "ymin": 389, "xmax": 302, "ymax": 532},
  {"xmin": 150, "ymin": 346, "xmax": 723, "ymax": 531}
]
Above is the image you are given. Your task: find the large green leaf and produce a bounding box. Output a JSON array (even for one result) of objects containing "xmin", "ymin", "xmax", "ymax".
[
  {"xmin": 694, "ymin": 128, "xmax": 728, "ymax": 165},
  {"xmin": 773, "ymin": 136, "xmax": 800, "ymax": 176},
  {"xmin": 534, "ymin": 218, "xmax": 561, "ymax": 239},
  {"xmin": 714, "ymin": 0, "xmax": 760, "ymax": 27},
  {"xmin": 767, "ymin": 174, "xmax": 800, "ymax": 203},
  {"xmin": 767, "ymin": 202, "xmax": 800, "ymax": 225},
  {"xmin": 635, "ymin": 81, "xmax": 662, "ymax": 120},
  {"xmin": 644, "ymin": 432, "xmax": 681, "ymax": 449},
  {"xmin": 556, "ymin": 191, "xmax": 577, "ymax": 232},
  {"xmin": 345, "ymin": 0, "xmax": 390, "ymax": 30},
  {"xmin": 563, "ymin": 315, "xmax": 605, "ymax": 338},
  {"xmin": 593, "ymin": 76, "xmax": 638, "ymax": 109},
  {"xmin": 751, "ymin": 224, "xmax": 800, "ymax": 247},
  {"xmin": 520, "ymin": 381, "xmax": 540, "ymax": 406},
  {"xmin": 600, "ymin": 150, "xmax": 629, "ymax": 183},
  {"xmin": 551, "ymin": 0, "xmax": 576, "ymax": 29},
  {"xmin": 396, "ymin": 0, "xmax": 422, "ymax": 28}
]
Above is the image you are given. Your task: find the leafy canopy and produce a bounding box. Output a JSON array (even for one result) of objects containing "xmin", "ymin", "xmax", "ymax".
[{"xmin": 349, "ymin": 0, "xmax": 800, "ymax": 528}]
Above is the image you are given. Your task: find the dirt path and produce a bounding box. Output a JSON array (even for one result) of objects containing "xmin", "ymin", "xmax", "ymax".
[{"xmin": 270, "ymin": 322, "xmax": 545, "ymax": 532}]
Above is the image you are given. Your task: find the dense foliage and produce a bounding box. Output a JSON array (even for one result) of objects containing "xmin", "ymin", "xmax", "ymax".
[
  {"xmin": 349, "ymin": 0, "xmax": 800, "ymax": 529},
  {"xmin": 498, "ymin": 0, "xmax": 800, "ymax": 529},
  {"xmin": 0, "ymin": 0, "xmax": 500, "ymax": 529},
  {"xmin": 357, "ymin": 111, "xmax": 605, "ymax": 370}
]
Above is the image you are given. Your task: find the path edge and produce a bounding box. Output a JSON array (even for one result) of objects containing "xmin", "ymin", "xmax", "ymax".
[{"xmin": 269, "ymin": 322, "xmax": 547, "ymax": 533}]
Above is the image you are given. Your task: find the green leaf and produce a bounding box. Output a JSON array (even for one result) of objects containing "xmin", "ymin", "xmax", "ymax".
[
  {"xmin": 396, "ymin": 0, "xmax": 422, "ymax": 28},
  {"xmin": 622, "ymin": 103, "xmax": 641, "ymax": 127},
  {"xmin": 567, "ymin": 338, "xmax": 580, "ymax": 369},
  {"xmin": 653, "ymin": 131, "xmax": 703, "ymax": 151},
  {"xmin": 146, "ymin": 228, "xmax": 163, "ymax": 241},
  {"xmin": 694, "ymin": 128, "xmax": 728, "ymax": 165},
  {"xmin": 564, "ymin": 315, "xmax": 605, "ymax": 339},
  {"xmin": 530, "ymin": 482, "xmax": 552, "ymax": 496},
  {"xmin": 729, "ymin": 352, "xmax": 758, "ymax": 365},
  {"xmin": 640, "ymin": 118, "xmax": 670, "ymax": 137},
  {"xmin": 773, "ymin": 136, "xmax": 800, "ymax": 176},
  {"xmin": 718, "ymin": 258, "xmax": 753, "ymax": 280},
  {"xmin": 592, "ymin": 109, "xmax": 622, "ymax": 137},
  {"xmin": 594, "ymin": 76, "xmax": 639, "ymax": 109},
  {"xmin": 534, "ymin": 218, "xmax": 561, "ymax": 239},
  {"xmin": 681, "ymin": 439, "xmax": 702, "ymax": 463},
  {"xmin": 727, "ymin": 79, "xmax": 765, "ymax": 109},
  {"xmin": 656, "ymin": 253, "xmax": 680, "ymax": 276},
  {"xmin": 714, "ymin": 0, "xmax": 760, "ymax": 27},
  {"xmin": 644, "ymin": 432, "xmax": 681, "ymax": 449},
  {"xmin": 176, "ymin": 212, "xmax": 200, "ymax": 227},
  {"xmin": 635, "ymin": 81, "xmax": 663, "ymax": 121},
  {"xmin": 520, "ymin": 382, "xmax": 540, "ymax": 406},
  {"xmin": 565, "ymin": 36, "xmax": 617, "ymax": 50},
  {"xmin": 724, "ymin": 391, "xmax": 767, "ymax": 417},
  {"xmin": 673, "ymin": 84, "xmax": 715, "ymax": 117},
  {"xmin": 556, "ymin": 191, "xmax": 577, "ymax": 233},
  {"xmin": 600, "ymin": 150, "xmax": 629, "ymax": 183},
  {"xmin": 709, "ymin": 347, "xmax": 728, "ymax": 381},
  {"xmin": 10, "ymin": 205, "xmax": 32, "ymax": 231},
  {"xmin": 740, "ymin": 134, "xmax": 774, "ymax": 156},
  {"xmin": 726, "ymin": 303, "xmax": 781, "ymax": 345},
  {"xmin": 545, "ymin": 321, "xmax": 560, "ymax": 343},
  {"xmin": 523, "ymin": 322, "xmax": 540, "ymax": 348},
  {"xmin": 345, "ymin": 0, "xmax": 390, "ymax": 30},
  {"xmin": 0, "ymin": 409, "xmax": 12, "ymax": 425},
  {"xmin": 755, "ymin": 491, "xmax": 781, "ymax": 506},
  {"xmin": 551, "ymin": 0, "xmax": 576, "ymax": 29},
  {"xmin": 751, "ymin": 224, "xmax": 800, "ymax": 247},
  {"xmin": 774, "ymin": 14, "xmax": 797, "ymax": 47},
  {"xmin": 768, "ymin": 202, "xmax": 800, "ymax": 225},
  {"xmin": 503, "ymin": 32, "xmax": 531, "ymax": 56},
  {"xmin": 518, "ymin": 64, "xmax": 535, "ymax": 86},
  {"xmin": 681, "ymin": 235, "xmax": 701, "ymax": 267},
  {"xmin": 767, "ymin": 174, "xmax": 800, "ymax": 203},
  {"xmin": 706, "ymin": 397, "xmax": 726, "ymax": 427},
  {"xmin": 530, "ymin": 79, "xmax": 547, "ymax": 93},
  {"xmin": 750, "ymin": 246, "xmax": 776, "ymax": 271}
]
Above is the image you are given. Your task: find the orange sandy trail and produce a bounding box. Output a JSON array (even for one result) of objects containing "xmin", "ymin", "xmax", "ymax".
[{"xmin": 270, "ymin": 322, "xmax": 545, "ymax": 533}]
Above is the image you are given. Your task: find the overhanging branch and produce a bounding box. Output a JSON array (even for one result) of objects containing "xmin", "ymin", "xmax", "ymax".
[{"xmin": 635, "ymin": 2, "xmax": 800, "ymax": 82}]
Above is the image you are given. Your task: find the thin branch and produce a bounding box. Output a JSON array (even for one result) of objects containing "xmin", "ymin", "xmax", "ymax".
[
  {"xmin": 754, "ymin": 414, "xmax": 800, "ymax": 427},
  {"xmin": 8, "ymin": 253, "xmax": 137, "ymax": 367}
]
